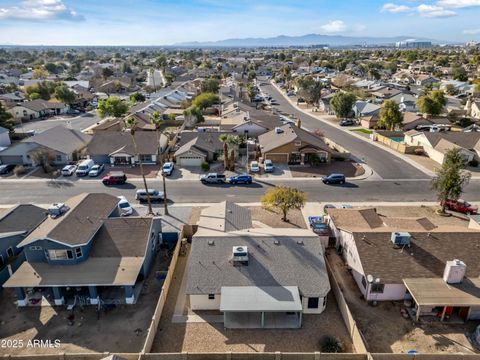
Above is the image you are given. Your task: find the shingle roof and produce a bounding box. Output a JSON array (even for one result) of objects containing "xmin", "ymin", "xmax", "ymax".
[
  {"xmin": 197, "ymin": 201, "xmax": 252, "ymax": 233},
  {"xmin": 423, "ymin": 132, "xmax": 480, "ymax": 150},
  {"xmin": 174, "ymin": 131, "xmax": 226, "ymax": 157},
  {"xmin": 87, "ymin": 130, "xmax": 165, "ymax": 156},
  {"xmin": 0, "ymin": 205, "xmax": 46, "ymax": 235},
  {"xmin": 20, "ymin": 99, "xmax": 65, "ymax": 112},
  {"xmin": 23, "ymin": 125, "xmax": 91, "ymax": 154}
]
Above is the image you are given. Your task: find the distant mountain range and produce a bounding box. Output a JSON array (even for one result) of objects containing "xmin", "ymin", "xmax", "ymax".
[{"xmin": 174, "ymin": 33, "xmax": 447, "ymax": 48}]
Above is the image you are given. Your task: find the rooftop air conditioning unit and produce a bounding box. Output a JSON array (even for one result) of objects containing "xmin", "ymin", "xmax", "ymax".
[
  {"xmin": 232, "ymin": 246, "xmax": 248, "ymax": 265},
  {"xmin": 391, "ymin": 232, "xmax": 411, "ymax": 246},
  {"xmin": 443, "ymin": 259, "xmax": 466, "ymax": 284}
]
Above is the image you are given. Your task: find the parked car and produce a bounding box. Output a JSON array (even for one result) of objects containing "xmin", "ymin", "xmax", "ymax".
[
  {"xmin": 442, "ymin": 199, "xmax": 478, "ymax": 215},
  {"xmin": 264, "ymin": 159, "xmax": 274, "ymax": 173},
  {"xmin": 162, "ymin": 162, "xmax": 174, "ymax": 176},
  {"xmin": 61, "ymin": 164, "xmax": 77, "ymax": 176},
  {"xmin": 229, "ymin": 174, "xmax": 253, "ymax": 184},
  {"xmin": 308, "ymin": 216, "xmax": 324, "ymax": 227},
  {"xmin": 135, "ymin": 189, "xmax": 164, "ymax": 202},
  {"xmin": 249, "ymin": 161, "xmax": 260, "ymax": 173},
  {"xmin": 340, "ymin": 119, "xmax": 355, "ymax": 126},
  {"xmin": 323, "ymin": 204, "xmax": 336, "ymax": 213},
  {"xmin": 75, "ymin": 159, "xmax": 95, "ymax": 177},
  {"xmin": 322, "ymin": 173, "xmax": 346, "ymax": 185},
  {"xmin": 117, "ymin": 196, "xmax": 133, "ymax": 216},
  {"xmin": 102, "ymin": 171, "xmax": 127, "ymax": 185},
  {"xmin": 47, "ymin": 203, "xmax": 69, "ymax": 218},
  {"xmin": 0, "ymin": 164, "xmax": 16, "ymax": 175},
  {"xmin": 66, "ymin": 109, "xmax": 80, "ymax": 115},
  {"xmin": 200, "ymin": 173, "xmax": 226, "ymax": 184},
  {"xmin": 88, "ymin": 164, "xmax": 105, "ymax": 177},
  {"xmin": 311, "ymin": 222, "xmax": 329, "ymax": 235}
]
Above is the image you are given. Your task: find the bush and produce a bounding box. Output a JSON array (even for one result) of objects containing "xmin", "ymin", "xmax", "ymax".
[
  {"xmin": 320, "ymin": 335, "xmax": 344, "ymax": 353},
  {"xmin": 13, "ymin": 165, "xmax": 27, "ymax": 177},
  {"xmin": 468, "ymin": 159, "xmax": 479, "ymax": 167},
  {"xmin": 201, "ymin": 161, "xmax": 210, "ymax": 171}
]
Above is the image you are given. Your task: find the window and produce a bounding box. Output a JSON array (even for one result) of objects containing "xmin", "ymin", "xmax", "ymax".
[
  {"xmin": 294, "ymin": 141, "xmax": 302, "ymax": 147},
  {"xmin": 139, "ymin": 154, "xmax": 152, "ymax": 162},
  {"xmin": 75, "ymin": 247, "xmax": 83, "ymax": 258},
  {"xmin": 307, "ymin": 297, "xmax": 319, "ymax": 309},
  {"xmin": 6, "ymin": 247, "xmax": 14, "ymax": 258},
  {"xmin": 48, "ymin": 249, "xmax": 74, "ymax": 260},
  {"xmin": 361, "ymin": 276, "xmax": 367, "ymax": 289},
  {"xmin": 0, "ymin": 255, "xmax": 4, "ymax": 268},
  {"xmin": 370, "ymin": 283, "xmax": 385, "ymax": 294},
  {"xmin": 55, "ymin": 155, "xmax": 62, "ymax": 162},
  {"xmin": 29, "ymin": 246, "xmax": 42, "ymax": 251},
  {"xmin": 323, "ymin": 296, "xmax": 327, "ymax": 307},
  {"xmin": 208, "ymin": 294, "xmax": 215, "ymax": 300}
]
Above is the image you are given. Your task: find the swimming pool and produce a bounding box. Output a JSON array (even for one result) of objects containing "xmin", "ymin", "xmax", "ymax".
[{"xmin": 390, "ymin": 136, "xmax": 405, "ymax": 143}]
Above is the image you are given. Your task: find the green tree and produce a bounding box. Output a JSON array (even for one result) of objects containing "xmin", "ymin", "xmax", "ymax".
[
  {"xmin": 201, "ymin": 78, "xmax": 220, "ymax": 93},
  {"xmin": 296, "ymin": 76, "xmax": 323, "ymax": 106},
  {"xmin": 192, "ymin": 92, "xmax": 220, "ymax": 109},
  {"xmin": 54, "ymin": 84, "xmax": 76, "ymax": 105},
  {"xmin": 130, "ymin": 92, "xmax": 146, "ymax": 103},
  {"xmin": 0, "ymin": 103, "xmax": 14, "ymax": 131},
  {"xmin": 156, "ymin": 55, "xmax": 168, "ymax": 69},
  {"xmin": 261, "ymin": 186, "xmax": 307, "ymax": 222},
  {"xmin": 151, "ymin": 111, "xmax": 169, "ymax": 215},
  {"xmin": 26, "ymin": 81, "xmax": 55, "ymax": 100},
  {"xmin": 183, "ymin": 106, "xmax": 203, "ymax": 126},
  {"xmin": 378, "ymin": 100, "xmax": 403, "ymax": 130},
  {"xmin": 452, "ymin": 66, "xmax": 468, "ymax": 82},
  {"xmin": 219, "ymin": 134, "xmax": 242, "ymax": 171},
  {"xmin": 417, "ymin": 90, "xmax": 446, "ymax": 117},
  {"xmin": 124, "ymin": 117, "xmax": 153, "ymax": 215},
  {"xmin": 331, "ymin": 92, "xmax": 356, "ymax": 119},
  {"xmin": 431, "ymin": 148, "xmax": 471, "ymax": 213},
  {"xmin": 97, "ymin": 96, "xmax": 129, "ymax": 118},
  {"xmin": 30, "ymin": 148, "xmax": 54, "ymax": 173},
  {"xmin": 102, "ymin": 67, "xmax": 114, "ymax": 78}
]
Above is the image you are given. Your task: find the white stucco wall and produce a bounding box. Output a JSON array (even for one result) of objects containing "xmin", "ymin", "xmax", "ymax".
[
  {"xmin": 367, "ymin": 284, "xmax": 407, "ymax": 302},
  {"xmin": 302, "ymin": 296, "xmax": 327, "ymax": 314},
  {"xmin": 190, "ymin": 294, "xmax": 221, "ymax": 310}
]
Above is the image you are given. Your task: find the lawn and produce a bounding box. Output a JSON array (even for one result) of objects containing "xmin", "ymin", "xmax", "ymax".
[{"xmin": 350, "ymin": 128, "xmax": 373, "ymax": 135}]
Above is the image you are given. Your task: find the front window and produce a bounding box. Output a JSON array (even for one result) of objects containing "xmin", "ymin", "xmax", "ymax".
[
  {"xmin": 139, "ymin": 154, "xmax": 152, "ymax": 162},
  {"xmin": 208, "ymin": 294, "xmax": 215, "ymax": 300},
  {"xmin": 75, "ymin": 247, "xmax": 83, "ymax": 258},
  {"xmin": 48, "ymin": 249, "xmax": 74, "ymax": 260},
  {"xmin": 370, "ymin": 283, "xmax": 385, "ymax": 294}
]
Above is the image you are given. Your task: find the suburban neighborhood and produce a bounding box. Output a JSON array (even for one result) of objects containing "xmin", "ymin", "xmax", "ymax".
[{"xmin": 1, "ymin": 1, "xmax": 480, "ymax": 360}]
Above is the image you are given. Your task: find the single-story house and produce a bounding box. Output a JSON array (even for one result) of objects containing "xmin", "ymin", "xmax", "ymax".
[
  {"xmin": 467, "ymin": 101, "xmax": 480, "ymax": 120},
  {"xmin": 186, "ymin": 202, "xmax": 331, "ymax": 328},
  {"xmin": 414, "ymin": 75, "xmax": 438, "ymax": 87},
  {"xmin": 4, "ymin": 193, "xmax": 165, "ymax": 306},
  {"xmin": 258, "ymin": 124, "xmax": 333, "ymax": 165},
  {"xmin": 353, "ymin": 101, "xmax": 381, "ymax": 118},
  {"xmin": 87, "ymin": 130, "xmax": 168, "ymax": 165},
  {"xmin": 8, "ymin": 100, "xmax": 67, "ymax": 122},
  {"xmin": 0, "ymin": 92, "xmax": 26, "ymax": 107},
  {"xmin": 327, "ymin": 207, "xmax": 480, "ymax": 321},
  {"xmin": 0, "ymin": 125, "xmax": 91, "ymax": 166},
  {"xmin": 0, "ymin": 126, "xmax": 11, "ymax": 148},
  {"xmin": 174, "ymin": 131, "xmax": 227, "ymax": 167}
]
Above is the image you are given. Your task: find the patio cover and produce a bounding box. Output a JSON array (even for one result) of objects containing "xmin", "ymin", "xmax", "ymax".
[{"xmin": 220, "ymin": 286, "xmax": 302, "ymax": 312}]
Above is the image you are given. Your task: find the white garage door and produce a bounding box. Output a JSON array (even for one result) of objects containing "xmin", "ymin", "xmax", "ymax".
[{"xmin": 179, "ymin": 156, "xmax": 203, "ymax": 167}]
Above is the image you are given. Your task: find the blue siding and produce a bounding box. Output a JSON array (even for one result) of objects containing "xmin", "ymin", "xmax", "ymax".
[
  {"xmin": 24, "ymin": 239, "xmax": 92, "ymax": 265},
  {"xmin": 1, "ymin": 234, "xmax": 24, "ymax": 260},
  {"xmin": 89, "ymin": 155, "xmax": 110, "ymax": 165},
  {"xmin": 141, "ymin": 218, "xmax": 162, "ymax": 277}
]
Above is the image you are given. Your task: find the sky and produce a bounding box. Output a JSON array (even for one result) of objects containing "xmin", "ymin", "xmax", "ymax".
[{"xmin": 0, "ymin": 0, "xmax": 480, "ymax": 45}]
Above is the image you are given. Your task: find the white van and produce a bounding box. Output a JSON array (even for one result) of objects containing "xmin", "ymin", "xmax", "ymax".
[{"xmin": 75, "ymin": 159, "xmax": 95, "ymax": 177}]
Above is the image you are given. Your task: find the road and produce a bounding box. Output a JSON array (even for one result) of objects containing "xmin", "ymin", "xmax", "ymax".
[
  {"xmin": 1, "ymin": 178, "xmax": 480, "ymax": 205},
  {"xmin": 15, "ymin": 112, "xmax": 101, "ymax": 133},
  {"xmin": 259, "ymin": 82, "xmax": 428, "ymax": 180}
]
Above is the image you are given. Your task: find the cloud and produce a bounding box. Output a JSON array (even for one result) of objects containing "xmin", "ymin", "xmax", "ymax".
[
  {"xmin": 416, "ymin": 4, "xmax": 456, "ymax": 17},
  {"xmin": 319, "ymin": 20, "xmax": 347, "ymax": 33},
  {"xmin": 381, "ymin": 3, "xmax": 411, "ymax": 13},
  {"xmin": 437, "ymin": 0, "xmax": 480, "ymax": 8},
  {"xmin": 463, "ymin": 28, "xmax": 480, "ymax": 34},
  {"xmin": 0, "ymin": 0, "xmax": 83, "ymax": 21}
]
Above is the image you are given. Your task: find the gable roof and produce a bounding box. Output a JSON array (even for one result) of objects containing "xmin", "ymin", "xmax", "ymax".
[
  {"xmin": 87, "ymin": 130, "xmax": 166, "ymax": 156},
  {"xmin": 197, "ymin": 201, "xmax": 253, "ymax": 234},
  {"xmin": 423, "ymin": 132, "xmax": 480, "ymax": 150},
  {"xmin": 0, "ymin": 205, "xmax": 46, "ymax": 236},
  {"xmin": 174, "ymin": 131, "xmax": 226, "ymax": 157},
  {"xmin": 23, "ymin": 125, "xmax": 91, "ymax": 154},
  {"xmin": 20, "ymin": 99, "xmax": 65, "ymax": 112}
]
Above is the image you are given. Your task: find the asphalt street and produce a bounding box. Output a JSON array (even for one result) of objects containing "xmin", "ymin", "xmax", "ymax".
[
  {"xmin": 259, "ymin": 82, "xmax": 428, "ymax": 180},
  {"xmin": 1, "ymin": 178, "xmax": 479, "ymax": 205}
]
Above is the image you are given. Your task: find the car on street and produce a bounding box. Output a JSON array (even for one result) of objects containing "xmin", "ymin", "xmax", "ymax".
[
  {"xmin": 135, "ymin": 189, "xmax": 164, "ymax": 202},
  {"xmin": 162, "ymin": 162, "xmax": 174, "ymax": 176},
  {"xmin": 249, "ymin": 161, "xmax": 260, "ymax": 173},
  {"xmin": 340, "ymin": 119, "xmax": 355, "ymax": 126},
  {"xmin": 117, "ymin": 196, "xmax": 133, "ymax": 216},
  {"xmin": 200, "ymin": 173, "xmax": 226, "ymax": 184},
  {"xmin": 322, "ymin": 173, "xmax": 346, "ymax": 185},
  {"xmin": 102, "ymin": 171, "xmax": 127, "ymax": 185},
  {"xmin": 229, "ymin": 174, "xmax": 253, "ymax": 184},
  {"xmin": 264, "ymin": 159, "xmax": 274, "ymax": 173},
  {"xmin": 442, "ymin": 199, "xmax": 478, "ymax": 215},
  {"xmin": 0, "ymin": 164, "xmax": 16, "ymax": 175},
  {"xmin": 88, "ymin": 164, "xmax": 105, "ymax": 177},
  {"xmin": 323, "ymin": 204, "xmax": 336, "ymax": 213},
  {"xmin": 61, "ymin": 164, "xmax": 77, "ymax": 176}
]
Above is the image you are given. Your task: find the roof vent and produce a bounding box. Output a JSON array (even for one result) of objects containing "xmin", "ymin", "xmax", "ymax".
[
  {"xmin": 274, "ymin": 127, "xmax": 284, "ymax": 134},
  {"xmin": 391, "ymin": 232, "xmax": 411, "ymax": 246},
  {"xmin": 232, "ymin": 246, "xmax": 248, "ymax": 265},
  {"xmin": 274, "ymin": 240, "xmax": 280, "ymax": 245},
  {"xmin": 208, "ymin": 240, "xmax": 215, "ymax": 246},
  {"xmin": 297, "ymin": 240, "xmax": 304, "ymax": 245}
]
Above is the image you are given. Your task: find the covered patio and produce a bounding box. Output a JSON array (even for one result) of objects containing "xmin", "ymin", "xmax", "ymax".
[{"xmin": 220, "ymin": 286, "xmax": 303, "ymax": 329}]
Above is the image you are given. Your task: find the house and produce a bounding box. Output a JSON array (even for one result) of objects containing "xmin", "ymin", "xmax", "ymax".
[
  {"xmin": 353, "ymin": 101, "xmax": 381, "ymax": 118},
  {"xmin": 360, "ymin": 114, "xmax": 380, "ymax": 129},
  {"xmin": 4, "ymin": 193, "xmax": 164, "ymax": 306},
  {"xmin": 0, "ymin": 205, "xmax": 47, "ymax": 285},
  {"xmin": 414, "ymin": 75, "xmax": 438, "ymax": 87},
  {"xmin": 327, "ymin": 207, "xmax": 480, "ymax": 322},
  {"xmin": 174, "ymin": 131, "xmax": 226, "ymax": 167},
  {"xmin": 71, "ymin": 84, "xmax": 95, "ymax": 108},
  {"xmin": 466, "ymin": 100, "xmax": 480, "ymax": 120},
  {"xmin": 0, "ymin": 126, "xmax": 11, "ymax": 148},
  {"xmin": 389, "ymin": 92, "xmax": 418, "ymax": 113},
  {"xmin": 0, "ymin": 92, "xmax": 26, "ymax": 107},
  {"xmin": 8, "ymin": 100, "xmax": 67, "ymax": 122},
  {"xmin": 186, "ymin": 202, "xmax": 330, "ymax": 328},
  {"xmin": 401, "ymin": 112, "xmax": 432, "ymax": 131},
  {"xmin": 258, "ymin": 124, "xmax": 334, "ymax": 164},
  {"xmin": 404, "ymin": 131, "xmax": 480, "ymax": 165},
  {"xmin": 0, "ymin": 126, "xmax": 91, "ymax": 166},
  {"xmin": 87, "ymin": 130, "xmax": 168, "ymax": 165}
]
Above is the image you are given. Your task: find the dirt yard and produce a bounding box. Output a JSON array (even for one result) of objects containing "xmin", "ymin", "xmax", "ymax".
[
  {"xmin": 290, "ymin": 161, "xmax": 365, "ymax": 178},
  {"xmin": 328, "ymin": 252, "xmax": 479, "ymax": 354},
  {"xmin": 248, "ymin": 206, "xmax": 307, "ymax": 229},
  {"xmin": 106, "ymin": 164, "xmax": 160, "ymax": 178},
  {"xmin": 0, "ymin": 250, "xmax": 172, "ymax": 355}
]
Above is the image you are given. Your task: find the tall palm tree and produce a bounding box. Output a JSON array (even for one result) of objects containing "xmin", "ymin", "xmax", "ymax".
[
  {"xmin": 124, "ymin": 117, "xmax": 153, "ymax": 215},
  {"xmin": 219, "ymin": 134, "xmax": 229, "ymax": 170},
  {"xmin": 150, "ymin": 112, "xmax": 169, "ymax": 215}
]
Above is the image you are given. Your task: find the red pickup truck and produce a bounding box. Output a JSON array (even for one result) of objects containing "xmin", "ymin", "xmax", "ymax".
[{"xmin": 442, "ymin": 199, "xmax": 478, "ymax": 215}]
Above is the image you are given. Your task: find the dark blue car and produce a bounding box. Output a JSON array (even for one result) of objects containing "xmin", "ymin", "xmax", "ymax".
[
  {"xmin": 229, "ymin": 174, "xmax": 253, "ymax": 184},
  {"xmin": 322, "ymin": 173, "xmax": 346, "ymax": 185}
]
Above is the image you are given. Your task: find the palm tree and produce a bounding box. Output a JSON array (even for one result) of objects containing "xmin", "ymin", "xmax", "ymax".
[
  {"xmin": 150, "ymin": 111, "xmax": 169, "ymax": 215},
  {"xmin": 124, "ymin": 117, "xmax": 153, "ymax": 215},
  {"xmin": 219, "ymin": 134, "xmax": 229, "ymax": 170}
]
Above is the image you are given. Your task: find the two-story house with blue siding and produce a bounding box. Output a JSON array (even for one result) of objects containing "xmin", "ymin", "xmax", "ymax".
[
  {"xmin": 3, "ymin": 193, "xmax": 163, "ymax": 306},
  {"xmin": 0, "ymin": 205, "xmax": 47, "ymax": 286}
]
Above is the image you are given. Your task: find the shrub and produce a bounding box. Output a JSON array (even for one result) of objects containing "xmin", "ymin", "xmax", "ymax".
[
  {"xmin": 468, "ymin": 159, "xmax": 479, "ymax": 167},
  {"xmin": 320, "ymin": 335, "xmax": 344, "ymax": 353},
  {"xmin": 201, "ymin": 161, "xmax": 210, "ymax": 171},
  {"xmin": 13, "ymin": 165, "xmax": 27, "ymax": 177}
]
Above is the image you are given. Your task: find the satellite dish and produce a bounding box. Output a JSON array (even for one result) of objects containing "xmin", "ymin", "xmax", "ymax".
[
  {"xmin": 375, "ymin": 278, "xmax": 381, "ymax": 284},
  {"xmin": 367, "ymin": 274, "xmax": 374, "ymax": 283}
]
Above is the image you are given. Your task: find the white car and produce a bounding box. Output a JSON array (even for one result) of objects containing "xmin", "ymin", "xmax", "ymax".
[
  {"xmin": 249, "ymin": 161, "xmax": 260, "ymax": 173},
  {"xmin": 162, "ymin": 162, "xmax": 174, "ymax": 176},
  {"xmin": 117, "ymin": 196, "xmax": 133, "ymax": 216},
  {"xmin": 264, "ymin": 159, "xmax": 274, "ymax": 173},
  {"xmin": 88, "ymin": 164, "xmax": 105, "ymax": 177},
  {"xmin": 61, "ymin": 165, "xmax": 77, "ymax": 176}
]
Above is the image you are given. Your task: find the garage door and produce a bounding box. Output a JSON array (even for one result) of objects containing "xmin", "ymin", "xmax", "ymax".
[
  {"xmin": 264, "ymin": 153, "xmax": 288, "ymax": 163},
  {"xmin": 0, "ymin": 155, "xmax": 24, "ymax": 165},
  {"xmin": 179, "ymin": 156, "xmax": 203, "ymax": 167}
]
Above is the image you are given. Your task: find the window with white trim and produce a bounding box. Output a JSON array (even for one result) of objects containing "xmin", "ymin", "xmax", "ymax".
[
  {"xmin": 75, "ymin": 247, "xmax": 83, "ymax": 258},
  {"xmin": 48, "ymin": 249, "xmax": 74, "ymax": 260}
]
